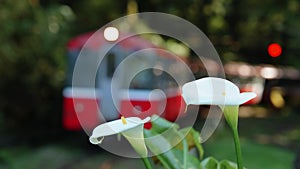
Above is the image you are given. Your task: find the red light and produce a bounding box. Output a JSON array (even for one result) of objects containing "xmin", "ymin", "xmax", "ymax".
[{"xmin": 268, "ymin": 43, "xmax": 282, "ymax": 58}]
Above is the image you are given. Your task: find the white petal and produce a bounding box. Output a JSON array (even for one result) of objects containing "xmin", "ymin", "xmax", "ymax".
[
  {"xmin": 89, "ymin": 117, "xmax": 150, "ymax": 144},
  {"xmin": 182, "ymin": 77, "xmax": 258, "ymax": 106},
  {"xmin": 127, "ymin": 116, "xmax": 151, "ymax": 124},
  {"xmin": 90, "ymin": 137, "xmax": 104, "ymax": 144},
  {"xmin": 238, "ymin": 92, "xmax": 257, "ymax": 105},
  {"xmin": 182, "ymin": 77, "xmax": 241, "ymax": 105}
]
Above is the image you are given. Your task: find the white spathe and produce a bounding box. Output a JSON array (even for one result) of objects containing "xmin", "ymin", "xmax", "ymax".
[
  {"xmin": 90, "ymin": 116, "xmax": 150, "ymax": 144},
  {"xmin": 182, "ymin": 77, "xmax": 257, "ymax": 106},
  {"xmin": 89, "ymin": 116, "xmax": 151, "ymax": 157}
]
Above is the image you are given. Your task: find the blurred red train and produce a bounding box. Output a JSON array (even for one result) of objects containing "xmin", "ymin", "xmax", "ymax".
[{"xmin": 62, "ymin": 28, "xmax": 189, "ymax": 131}]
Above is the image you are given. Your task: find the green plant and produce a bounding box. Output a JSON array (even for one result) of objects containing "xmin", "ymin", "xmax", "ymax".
[{"xmin": 89, "ymin": 77, "xmax": 256, "ymax": 169}]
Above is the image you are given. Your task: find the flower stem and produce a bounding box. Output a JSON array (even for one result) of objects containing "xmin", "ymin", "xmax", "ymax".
[
  {"xmin": 183, "ymin": 138, "xmax": 188, "ymax": 169},
  {"xmin": 232, "ymin": 128, "xmax": 243, "ymax": 169},
  {"xmin": 156, "ymin": 155, "xmax": 172, "ymax": 169},
  {"xmin": 142, "ymin": 158, "xmax": 153, "ymax": 169}
]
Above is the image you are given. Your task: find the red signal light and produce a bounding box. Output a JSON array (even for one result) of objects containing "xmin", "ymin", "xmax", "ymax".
[{"xmin": 268, "ymin": 43, "xmax": 282, "ymax": 58}]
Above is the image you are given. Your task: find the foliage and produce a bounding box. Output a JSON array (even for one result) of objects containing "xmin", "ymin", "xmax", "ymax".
[
  {"xmin": 0, "ymin": 0, "xmax": 72, "ymax": 133},
  {"xmin": 66, "ymin": 0, "xmax": 126, "ymax": 33},
  {"xmin": 205, "ymin": 136, "xmax": 294, "ymax": 169},
  {"xmin": 137, "ymin": 0, "xmax": 300, "ymax": 68},
  {"xmin": 144, "ymin": 115, "xmax": 243, "ymax": 169},
  {"xmin": 0, "ymin": 136, "xmax": 294, "ymax": 169}
]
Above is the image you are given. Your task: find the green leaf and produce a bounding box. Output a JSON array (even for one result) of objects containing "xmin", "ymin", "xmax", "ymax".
[
  {"xmin": 145, "ymin": 115, "xmax": 205, "ymax": 169},
  {"xmin": 172, "ymin": 148, "xmax": 200, "ymax": 169},
  {"xmin": 151, "ymin": 115, "xmax": 180, "ymax": 133},
  {"xmin": 144, "ymin": 129, "xmax": 181, "ymax": 169},
  {"xmin": 147, "ymin": 115, "xmax": 183, "ymax": 150},
  {"xmin": 145, "ymin": 129, "xmax": 200, "ymax": 169},
  {"xmin": 220, "ymin": 160, "xmax": 247, "ymax": 169},
  {"xmin": 219, "ymin": 160, "xmax": 238, "ymax": 169},
  {"xmin": 144, "ymin": 128, "xmax": 181, "ymax": 158},
  {"xmin": 199, "ymin": 158, "xmax": 246, "ymax": 169},
  {"xmin": 200, "ymin": 157, "xmax": 219, "ymax": 169},
  {"xmin": 179, "ymin": 127, "xmax": 204, "ymax": 160}
]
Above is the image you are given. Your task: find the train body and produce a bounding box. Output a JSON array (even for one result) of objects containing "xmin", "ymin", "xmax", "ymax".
[{"xmin": 62, "ymin": 29, "xmax": 188, "ymax": 131}]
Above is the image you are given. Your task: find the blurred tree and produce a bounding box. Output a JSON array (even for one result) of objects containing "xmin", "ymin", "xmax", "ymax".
[
  {"xmin": 226, "ymin": 0, "xmax": 300, "ymax": 67},
  {"xmin": 63, "ymin": 0, "xmax": 127, "ymax": 34},
  {"xmin": 0, "ymin": 0, "xmax": 73, "ymax": 136},
  {"xmin": 137, "ymin": 0, "xmax": 300, "ymax": 68}
]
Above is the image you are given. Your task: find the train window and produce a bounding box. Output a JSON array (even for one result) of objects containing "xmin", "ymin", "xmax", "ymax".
[
  {"xmin": 130, "ymin": 68, "xmax": 177, "ymax": 90},
  {"xmin": 66, "ymin": 50, "xmax": 78, "ymax": 86},
  {"xmin": 130, "ymin": 69, "xmax": 154, "ymax": 89},
  {"xmin": 107, "ymin": 53, "xmax": 116, "ymax": 78}
]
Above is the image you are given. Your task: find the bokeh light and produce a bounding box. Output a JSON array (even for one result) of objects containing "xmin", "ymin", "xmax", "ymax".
[
  {"xmin": 268, "ymin": 43, "xmax": 282, "ymax": 58},
  {"xmin": 104, "ymin": 27, "xmax": 119, "ymax": 41}
]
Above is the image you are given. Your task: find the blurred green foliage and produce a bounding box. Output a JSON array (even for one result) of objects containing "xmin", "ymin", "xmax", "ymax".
[
  {"xmin": 0, "ymin": 0, "xmax": 300, "ymax": 140},
  {"xmin": 0, "ymin": 0, "xmax": 72, "ymax": 133},
  {"xmin": 138, "ymin": 0, "xmax": 300, "ymax": 67},
  {"xmin": 205, "ymin": 134, "xmax": 294, "ymax": 169},
  {"xmin": 0, "ymin": 137, "xmax": 294, "ymax": 169}
]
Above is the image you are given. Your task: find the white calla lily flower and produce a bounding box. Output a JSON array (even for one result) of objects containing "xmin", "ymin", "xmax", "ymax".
[
  {"xmin": 90, "ymin": 116, "xmax": 151, "ymax": 157},
  {"xmin": 182, "ymin": 77, "xmax": 256, "ymax": 106},
  {"xmin": 182, "ymin": 77, "xmax": 254, "ymax": 169}
]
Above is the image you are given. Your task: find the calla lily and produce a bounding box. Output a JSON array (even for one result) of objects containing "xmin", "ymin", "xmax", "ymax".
[
  {"xmin": 181, "ymin": 77, "xmax": 257, "ymax": 129},
  {"xmin": 182, "ymin": 77, "xmax": 257, "ymax": 106},
  {"xmin": 182, "ymin": 77, "xmax": 256, "ymax": 169},
  {"xmin": 90, "ymin": 116, "xmax": 151, "ymax": 157}
]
